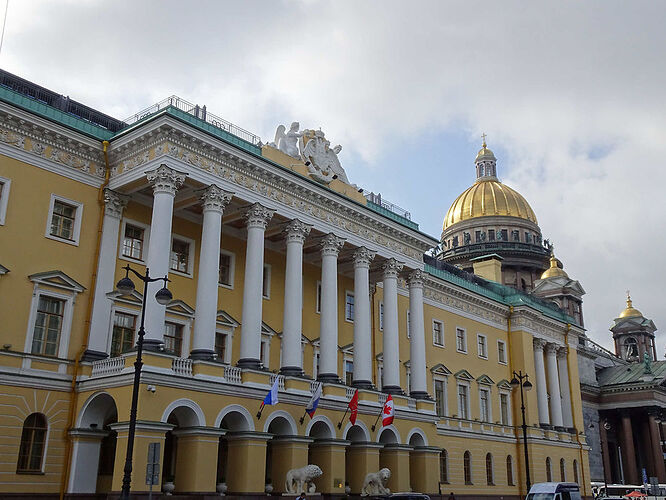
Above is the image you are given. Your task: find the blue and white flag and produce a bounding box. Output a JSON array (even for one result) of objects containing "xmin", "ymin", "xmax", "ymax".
[
  {"xmin": 263, "ymin": 377, "xmax": 280, "ymax": 406},
  {"xmin": 306, "ymin": 383, "xmax": 322, "ymax": 418}
]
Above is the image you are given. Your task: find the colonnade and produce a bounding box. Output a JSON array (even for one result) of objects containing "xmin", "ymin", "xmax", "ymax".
[
  {"xmin": 88, "ymin": 165, "xmax": 429, "ymax": 396},
  {"xmin": 532, "ymin": 338, "xmax": 574, "ymax": 428}
]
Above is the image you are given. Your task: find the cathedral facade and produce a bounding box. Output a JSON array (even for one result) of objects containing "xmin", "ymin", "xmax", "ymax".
[{"xmin": 0, "ymin": 69, "xmax": 590, "ymax": 498}]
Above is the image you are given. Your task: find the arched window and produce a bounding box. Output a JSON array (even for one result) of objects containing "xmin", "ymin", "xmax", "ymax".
[
  {"xmin": 625, "ymin": 337, "xmax": 638, "ymax": 359},
  {"xmin": 464, "ymin": 451, "xmax": 472, "ymax": 484},
  {"xmin": 560, "ymin": 458, "xmax": 566, "ymax": 481},
  {"xmin": 506, "ymin": 455, "xmax": 514, "ymax": 486},
  {"xmin": 573, "ymin": 460, "xmax": 579, "ymax": 484},
  {"xmin": 17, "ymin": 413, "xmax": 47, "ymax": 472},
  {"xmin": 440, "ymin": 449, "xmax": 449, "ymax": 483},
  {"xmin": 546, "ymin": 457, "xmax": 552, "ymax": 482},
  {"xmin": 486, "ymin": 453, "xmax": 494, "ymax": 485}
]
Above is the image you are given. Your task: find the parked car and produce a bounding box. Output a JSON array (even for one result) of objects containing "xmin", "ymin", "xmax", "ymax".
[{"xmin": 526, "ymin": 482, "xmax": 582, "ymax": 500}]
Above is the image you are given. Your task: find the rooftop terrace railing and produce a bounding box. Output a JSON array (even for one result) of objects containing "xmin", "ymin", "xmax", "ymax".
[
  {"xmin": 363, "ymin": 191, "xmax": 412, "ymax": 220},
  {"xmin": 123, "ymin": 95, "xmax": 262, "ymax": 146}
]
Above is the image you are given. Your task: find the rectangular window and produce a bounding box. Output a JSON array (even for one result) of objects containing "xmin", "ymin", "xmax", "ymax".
[
  {"xmin": 170, "ymin": 239, "xmax": 190, "ymax": 273},
  {"xmin": 434, "ymin": 379, "xmax": 446, "ymax": 416},
  {"xmin": 50, "ymin": 200, "xmax": 77, "ymax": 240},
  {"xmin": 111, "ymin": 312, "xmax": 135, "ymax": 357},
  {"xmin": 511, "ymin": 230, "xmax": 520, "ymax": 242},
  {"xmin": 316, "ymin": 281, "xmax": 322, "ymax": 313},
  {"xmin": 215, "ymin": 332, "xmax": 228, "ymax": 363},
  {"xmin": 406, "ymin": 310, "xmax": 411, "ymax": 338},
  {"xmin": 475, "ymin": 230, "xmax": 482, "ymax": 242},
  {"xmin": 122, "ymin": 224, "xmax": 144, "ymax": 260},
  {"xmin": 500, "ymin": 393, "xmax": 510, "ymax": 425},
  {"xmin": 164, "ymin": 322, "xmax": 183, "ymax": 356},
  {"xmin": 0, "ymin": 176, "xmax": 10, "ymax": 225},
  {"xmin": 345, "ymin": 292, "xmax": 355, "ymax": 322},
  {"xmin": 480, "ymin": 388, "xmax": 490, "ymax": 422},
  {"xmin": 498, "ymin": 340, "xmax": 507, "ymax": 364},
  {"xmin": 262, "ymin": 264, "xmax": 271, "ymax": 299},
  {"xmin": 379, "ymin": 302, "xmax": 384, "ymax": 331},
  {"xmin": 501, "ymin": 229, "xmax": 508, "ymax": 241},
  {"xmin": 477, "ymin": 334, "xmax": 488, "ymax": 359},
  {"xmin": 345, "ymin": 360, "xmax": 354, "ymax": 386},
  {"xmin": 457, "ymin": 384, "xmax": 469, "ymax": 419},
  {"xmin": 31, "ymin": 296, "xmax": 65, "ymax": 356},
  {"xmin": 261, "ymin": 338, "xmax": 270, "ymax": 368},
  {"xmin": 488, "ymin": 230, "xmax": 495, "ymax": 241},
  {"xmin": 433, "ymin": 320, "xmax": 444, "ymax": 346},
  {"xmin": 456, "ymin": 328, "xmax": 467, "ymax": 353},
  {"xmin": 219, "ymin": 252, "xmax": 233, "ymax": 287}
]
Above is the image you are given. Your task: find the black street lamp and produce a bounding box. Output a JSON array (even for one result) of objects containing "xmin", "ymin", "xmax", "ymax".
[
  {"xmin": 589, "ymin": 419, "xmax": 610, "ymax": 496},
  {"xmin": 511, "ymin": 370, "xmax": 533, "ymax": 492},
  {"xmin": 117, "ymin": 264, "xmax": 172, "ymax": 499}
]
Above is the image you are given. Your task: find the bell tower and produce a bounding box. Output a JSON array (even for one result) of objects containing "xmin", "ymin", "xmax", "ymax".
[{"xmin": 611, "ymin": 293, "xmax": 657, "ymax": 361}]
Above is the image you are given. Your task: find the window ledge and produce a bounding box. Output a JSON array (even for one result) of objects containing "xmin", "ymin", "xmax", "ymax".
[
  {"xmin": 16, "ymin": 470, "xmax": 45, "ymax": 475},
  {"xmin": 45, "ymin": 233, "xmax": 79, "ymax": 246},
  {"xmin": 169, "ymin": 269, "xmax": 193, "ymax": 279}
]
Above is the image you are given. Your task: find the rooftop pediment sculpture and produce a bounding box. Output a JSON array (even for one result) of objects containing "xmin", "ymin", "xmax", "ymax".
[
  {"xmin": 284, "ymin": 464, "xmax": 323, "ymax": 494},
  {"xmin": 360, "ymin": 468, "xmax": 391, "ymax": 496}
]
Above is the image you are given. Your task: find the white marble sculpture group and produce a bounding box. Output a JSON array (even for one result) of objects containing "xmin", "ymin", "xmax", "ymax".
[
  {"xmin": 361, "ymin": 468, "xmax": 391, "ymax": 496},
  {"xmin": 271, "ymin": 122, "xmax": 350, "ymax": 185},
  {"xmin": 284, "ymin": 464, "xmax": 323, "ymax": 494}
]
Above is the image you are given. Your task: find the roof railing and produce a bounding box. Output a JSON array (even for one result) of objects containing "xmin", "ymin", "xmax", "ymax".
[{"xmin": 363, "ymin": 190, "xmax": 412, "ymax": 220}]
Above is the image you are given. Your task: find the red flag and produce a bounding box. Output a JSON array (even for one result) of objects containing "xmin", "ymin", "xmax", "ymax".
[
  {"xmin": 348, "ymin": 389, "xmax": 359, "ymax": 425},
  {"xmin": 382, "ymin": 394, "xmax": 395, "ymax": 427}
]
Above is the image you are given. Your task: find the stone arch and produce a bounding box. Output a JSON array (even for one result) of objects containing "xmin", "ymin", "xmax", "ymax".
[
  {"xmin": 306, "ymin": 415, "xmax": 336, "ymax": 439},
  {"xmin": 76, "ymin": 391, "xmax": 118, "ymax": 428},
  {"xmin": 377, "ymin": 424, "xmax": 400, "ymax": 444},
  {"xmin": 406, "ymin": 427, "xmax": 428, "ymax": 447},
  {"xmin": 263, "ymin": 410, "xmax": 298, "ymax": 435},
  {"xmin": 161, "ymin": 398, "xmax": 205, "ymax": 427},
  {"xmin": 343, "ymin": 421, "xmax": 370, "ymax": 442},
  {"xmin": 215, "ymin": 404, "xmax": 254, "ymax": 432}
]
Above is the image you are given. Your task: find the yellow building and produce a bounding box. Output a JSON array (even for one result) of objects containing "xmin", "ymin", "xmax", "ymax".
[{"xmin": 0, "ymin": 69, "xmax": 590, "ymax": 498}]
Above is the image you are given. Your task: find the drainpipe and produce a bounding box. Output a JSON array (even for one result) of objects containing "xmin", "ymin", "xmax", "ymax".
[
  {"xmin": 59, "ymin": 140, "xmax": 111, "ymax": 500},
  {"xmin": 371, "ymin": 285, "xmax": 378, "ymax": 387}
]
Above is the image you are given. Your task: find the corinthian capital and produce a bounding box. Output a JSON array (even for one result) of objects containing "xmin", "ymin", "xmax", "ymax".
[
  {"xmin": 533, "ymin": 337, "xmax": 546, "ymax": 352},
  {"xmin": 321, "ymin": 233, "xmax": 345, "ymax": 257},
  {"xmin": 545, "ymin": 342, "xmax": 559, "ymax": 356},
  {"xmin": 146, "ymin": 164, "xmax": 186, "ymax": 196},
  {"xmin": 557, "ymin": 346, "xmax": 568, "ymax": 359},
  {"xmin": 353, "ymin": 247, "xmax": 376, "ymax": 268},
  {"xmin": 284, "ymin": 219, "xmax": 312, "ymax": 244},
  {"xmin": 382, "ymin": 258, "xmax": 404, "ymax": 279},
  {"xmin": 243, "ymin": 203, "xmax": 274, "ymax": 230},
  {"xmin": 408, "ymin": 269, "xmax": 425, "ymax": 289},
  {"xmin": 103, "ymin": 188, "xmax": 129, "ymax": 219},
  {"xmin": 199, "ymin": 184, "xmax": 233, "ymax": 213}
]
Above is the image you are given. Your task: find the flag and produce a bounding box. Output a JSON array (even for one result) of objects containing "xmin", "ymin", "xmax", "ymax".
[
  {"xmin": 348, "ymin": 389, "xmax": 359, "ymax": 425},
  {"xmin": 382, "ymin": 394, "xmax": 395, "ymax": 427},
  {"xmin": 306, "ymin": 383, "xmax": 322, "ymax": 418},
  {"xmin": 263, "ymin": 377, "xmax": 280, "ymax": 406}
]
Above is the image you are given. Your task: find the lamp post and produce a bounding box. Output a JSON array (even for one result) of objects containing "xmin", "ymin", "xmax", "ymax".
[
  {"xmin": 116, "ymin": 264, "xmax": 172, "ymax": 499},
  {"xmin": 589, "ymin": 418, "xmax": 610, "ymax": 496},
  {"xmin": 511, "ymin": 370, "xmax": 533, "ymax": 492}
]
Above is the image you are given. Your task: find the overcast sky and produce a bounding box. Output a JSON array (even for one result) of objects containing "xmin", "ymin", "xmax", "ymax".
[{"xmin": 3, "ymin": 0, "xmax": 665, "ymax": 355}]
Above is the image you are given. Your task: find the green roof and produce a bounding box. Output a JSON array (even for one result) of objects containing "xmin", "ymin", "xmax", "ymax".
[
  {"xmin": 366, "ymin": 201, "xmax": 419, "ymax": 230},
  {"xmin": 597, "ymin": 360, "xmax": 666, "ymax": 387}
]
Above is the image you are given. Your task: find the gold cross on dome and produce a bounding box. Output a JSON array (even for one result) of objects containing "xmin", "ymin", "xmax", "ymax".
[
  {"xmin": 626, "ymin": 289, "xmax": 631, "ymax": 300},
  {"xmin": 481, "ymin": 133, "xmax": 487, "ymax": 147}
]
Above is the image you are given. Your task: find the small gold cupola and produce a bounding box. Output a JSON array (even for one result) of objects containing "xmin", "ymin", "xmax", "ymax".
[
  {"xmin": 619, "ymin": 292, "xmax": 643, "ymax": 319},
  {"xmin": 475, "ymin": 133, "xmax": 498, "ymax": 180},
  {"xmin": 540, "ymin": 253, "xmax": 568, "ymax": 279}
]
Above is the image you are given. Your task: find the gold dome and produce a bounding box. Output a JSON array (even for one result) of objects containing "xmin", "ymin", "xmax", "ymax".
[
  {"xmin": 618, "ymin": 294, "xmax": 643, "ymax": 319},
  {"xmin": 443, "ymin": 179, "xmax": 539, "ymax": 231},
  {"xmin": 475, "ymin": 143, "xmax": 496, "ymax": 162},
  {"xmin": 541, "ymin": 255, "xmax": 568, "ymax": 279}
]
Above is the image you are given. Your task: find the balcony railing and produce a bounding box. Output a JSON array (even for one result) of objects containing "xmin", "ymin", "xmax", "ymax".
[
  {"xmin": 441, "ymin": 241, "xmax": 551, "ymax": 258},
  {"xmin": 91, "ymin": 356, "xmax": 126, "ymax": 377}
]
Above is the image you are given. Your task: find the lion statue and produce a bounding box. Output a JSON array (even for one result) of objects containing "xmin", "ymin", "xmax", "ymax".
[
  {"xmin": 360, "ymin": 468, "xmax": 391, "ymax": 496},
  {"xmin": 284, "ymin": 464, "xmax": 323, "ymax": 494}
]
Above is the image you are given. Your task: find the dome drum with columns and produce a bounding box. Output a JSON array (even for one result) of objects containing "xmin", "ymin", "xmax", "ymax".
[{"xmin": 439, "ymin": 140, "xmax": 552, "ymax": 291}]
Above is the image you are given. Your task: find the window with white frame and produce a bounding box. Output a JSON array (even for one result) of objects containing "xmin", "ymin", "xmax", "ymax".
[
  {"xmin": 500, "ymin": 392, "xmax": 511, "ymax": 425},
  {"xmin": 315, "ymin": 281, "xmax": 322, "ymax": 313},
  {"xmin": 344, "ymin": 359, "xmax": 354, "ymax": 386},
  {"xmin": 433, "ymin": 320, "xmax": 444, "ymax": 347},
  {"xmin": 46, "ymin": 195, "xmax": 83, "ymax": 245},
  {"xmin": 497, "ymin": 340, "xmax": 507, "ymax": 364},
  {"xmin": 111, "ymin": 312, "xmax": 136, "ymax": 357},
  {"xmin": 170, "ymin": 237, "xmax": 193, "ymax": 275},
  {"xmin": 434, "ymin": 378, "xmax": 447, "ymax": 416},
  {"xmin": 0, "ymin": 176, "xmax": 11, "ymax": 225},
  {"xmin": 31, "ymin": 296, "xmax": 65, "ymax": 356},
  {"xmin": 406, "ymin": 310, "xmax": 411, "ymax": 338},
  {"xmin": 477, "ymin": 334, "xmax": 488, "ymax": 359},
  {"xmin": 457, "ymin": 383, "xmax": 470, "ymax": 419},
  {"xmin": 261, "ymin": 337, "xmax": 270, "ymax": 368},
  {"xmin": 262, "ymin": 264, "xmax": 271, "ymax": 299},
  {"xmin": 218, "ymin": 251, "xmax": 235, "ymax": 288},
  {"xmin": 122, "ymin": 224, "xmax": 145, "ymax": 260},
  {"xmin": 313, "ymin": 347, "xmax": 320, "ymax": 378},
  {"xmin": 345, "ymin": 292, "xmax": 355, "ymax": 322},
  {"xmin": 164, "ymin": 322, "xmax": 183, "ymax": 356},
  {"xmin": 456, "ymin": 327, "xmax": 467, "ymax": 353},
  {"xmin": 479, "ymin": 387, "xmax": 491, "ymax": 422},
  {"xmin": 379, "ymin": 302, "xmax": 384, "ymax": 331},
  {"xmin": 215, "ymin": 331, "xmax": 233, "ymax": 364}
]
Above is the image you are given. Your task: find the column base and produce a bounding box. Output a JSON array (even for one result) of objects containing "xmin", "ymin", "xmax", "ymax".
[
  {"xmin": 189, "ymin": 349, "xmax": 215, "ymax": 361},
  {"xmin": 317, "ymin": 373, "xmax": 341, "ymax": 383},
  {"xmin": 539, "ymin": 423, "xmax": 553, "ymax": 430},
  {"xmin": 237, "ymin": 358, "xmax": 262, "ymax": 369},
  {"xmin": 382, "ymin": 385, "xmax": 404, "ymax": 395},
  {"xmin": 409, "ymin": 390, "xmax": 431, "ymax": 400},
  {"xmin": 352, "ymin": 379, "xmax": 374, "ymax": 389},
  {"xmin": 80, "ymin": 349, "xmax": 108, "ymax": 361},
  {"xmin": 279, "ymin": 366, "xmax": 304, "ymax": 376},
  {"xmin": 142, "ymin": 339, "xmax": 165, "ymax": 352}
]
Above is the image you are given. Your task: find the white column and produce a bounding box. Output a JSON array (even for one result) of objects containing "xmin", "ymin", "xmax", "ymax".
[
  {"xmin": 352, "ymin": 247, "xmax": 375, "ymax": 388},
  {"xmin": 533, "ymin": 338, "xmax": 550, "ymax": 425},
  {"xmin": 190, "ymin": 185, "xmax": 233, "ymax": 360},
  {"xmin": 557, "ymin": 346, "xmax": 574, "ymax": 428},
  {"xmin": 381, "ymin": 258, "xmax": 403, "ymax": 393},
  {"xmin": 143, "ymin": 165, "xmax": 186, "ymax": 349},
  {"xmin": 546, "ymin": 342, "xmax": 564, "ymax": 427},
  {"xmin": 280, "ymin": 219, "xmax": 312, "ymax": 376},
  {"xmin": 238, "ymin": 203, "xmax": 274, "ymax": 369},
  {"xmin": 318, "ymin": 233, "xmax": 345, "ymax": 382},
  {"xmin": 408, "ymin": 269, "xmax": 428, "ymax": 398},
  {"xmin": 84, "ymin": 189, "xmax": 129, "ymax": 360}
]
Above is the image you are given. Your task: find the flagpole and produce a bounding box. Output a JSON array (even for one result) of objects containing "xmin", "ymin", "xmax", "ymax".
[
  {"xmin": 256, "ymin": 402, "xmax": 265, "ymax": 420},
  {"xmin": 336, "ymin": 407, "xmax": 350, "ymax": 430},
  {"xmin": 299, "ymin": 410, "xmax": 308, "ymax": 425},
  {"xmin": 371, "ymin": 407, "xmax": 383, "ymax": 432}
]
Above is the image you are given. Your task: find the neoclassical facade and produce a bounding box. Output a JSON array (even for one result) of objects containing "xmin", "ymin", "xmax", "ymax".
[{"xmin": 0, "ymin": 69, "xmax": 590, "ymax": 498}]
